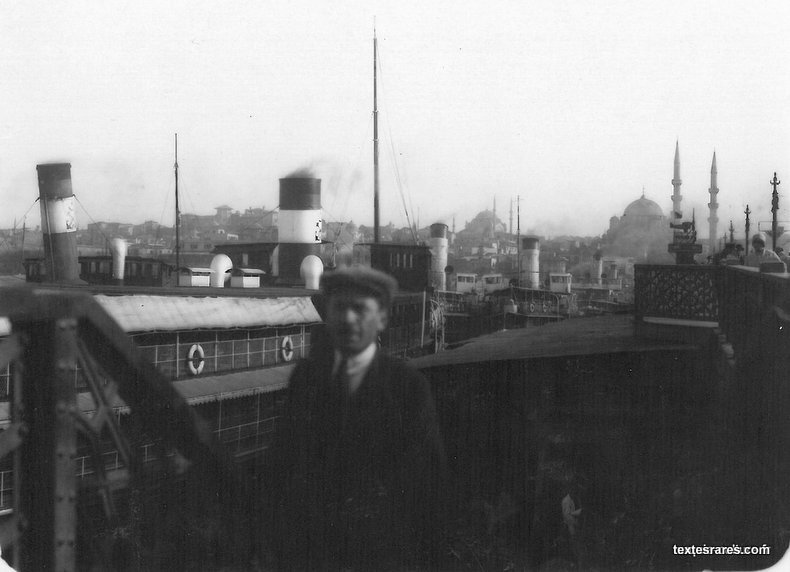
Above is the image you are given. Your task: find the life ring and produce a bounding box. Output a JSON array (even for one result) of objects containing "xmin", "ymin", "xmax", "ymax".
[
  {"xmin": 280, "ymin": 336, "xmax": 294, "ymax": 362},
  {"xmin": 529, "ymin": 302, "xmax": 535, "ymax": 313},
  {"xmin": 187, "ymin": 344, "xmax": 205, "ymax": 375}
]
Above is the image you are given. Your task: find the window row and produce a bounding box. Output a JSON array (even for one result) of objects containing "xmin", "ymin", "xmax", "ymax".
[{"xmin": 136, "ymin": 327, "xmax": 311, "ymax": 380}]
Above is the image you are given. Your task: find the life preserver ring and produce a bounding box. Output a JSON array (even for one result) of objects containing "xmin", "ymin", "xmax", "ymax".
[
  {"xmin": 187, "ymin": 344, "xmax": 205, "ymax": 375},
  {"xmin": 280, "ymin": 336, "xmax": 294, "ymax": 362},
  {"xmin": 529, "ymin": 302, "xmax": 535, "ymax": 313}
]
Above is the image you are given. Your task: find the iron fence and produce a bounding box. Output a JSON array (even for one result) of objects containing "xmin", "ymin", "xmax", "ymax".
[
  {"xmin": 634, "ymin": 264, "xmax": 721, "ymax": 322},
  {"xmin": 0, "ymin": 286, "xmax": 252, "ymax": 571}
]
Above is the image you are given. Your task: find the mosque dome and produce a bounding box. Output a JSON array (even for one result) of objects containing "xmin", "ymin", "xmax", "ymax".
[
  {"xmin": 603, "ymin": 192, "xmax": 670, "ymax": 261},
  {"xmin": 464, "ymin": 209, "xmax": 505, "ymax": 236},
  {"xmin": 623, "ymin": 194, "xmax": 664, "ymax": 219}
]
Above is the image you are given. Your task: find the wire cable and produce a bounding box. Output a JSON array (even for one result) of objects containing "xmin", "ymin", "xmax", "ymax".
[
  {"xmin": 237, "ymin": 205, "xmax": 281, "ymax": 235},
  {"xmin": 73, "ymin": 194, "xmax": 113, "ymax": 248},
  {"xmin": 16, "ymin": 198, "xmax": 40, "ymax": 224},
  {"xmin": 376, "ymin": 43, "xmax": 418, "ymax": 242}
]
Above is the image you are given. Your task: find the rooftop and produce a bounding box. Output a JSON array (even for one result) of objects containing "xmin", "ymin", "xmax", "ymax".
[{"xmin": 411, "ymin": 314, "xmax": 694, "ymax": 369}]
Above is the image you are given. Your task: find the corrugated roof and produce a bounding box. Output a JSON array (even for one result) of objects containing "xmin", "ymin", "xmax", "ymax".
[
  {"xmin": 71, "ymin": 363, "xmax": 296, "ymax": 417},
  {"xmin": 94, "ymin": 294, "xmax": 321, "ymax": 332}
]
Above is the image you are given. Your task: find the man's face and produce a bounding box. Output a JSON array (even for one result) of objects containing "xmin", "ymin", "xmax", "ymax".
[
  {"xmin": 753, "ymin": 240, "xmax": 765, "ymax": 254},
  {"xmin": 326, "ymin": 291, "xmax": 388, "ymax": 356}
]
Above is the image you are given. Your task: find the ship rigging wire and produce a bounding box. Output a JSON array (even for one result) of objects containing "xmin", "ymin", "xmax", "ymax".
[
  {"xmin": 321, "ymin": 206, "xmax": 352, "ymax": 250},
  {"xmin": 14, "ymin": 198, "xmax": 40, "ymax": 225},
  {"xmin": 376, "ymin": 44, "xmax": 419, "ymax": 243},
  {"xmin": 73, "ymin": 194, "xmax": 114, "ymax": 249},
  {"xmin": 3, "ymin": 198, "xmax": 40, "ymax": 246},
  {"xmin": 323, "ymin": 113, "xmax": 372, "ymax": 230},
  {"xmin": 237, "ymin": 205, "xmax": 280, "ymax": 235}
]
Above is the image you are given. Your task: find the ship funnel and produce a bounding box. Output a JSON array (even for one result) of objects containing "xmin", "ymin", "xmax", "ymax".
[
  {"xmin": 594, "ymin": 251, "xmax": 603, "ymax": 285},
  {"xmin": 277, "ymin": 177, "xmax": 322, "ymax": 285},
  {"xmin": 37, "ymin": 163, "xmax": 83, "ymax": 283},
  {"xmin": 429, "ymin": 223, "xmax": 449, "ymax": 291},
  {"xmin": 300, "ymin": 254, "xmax": 324, "ymax": 290},
  {"xmin": 109, "ymin": 238, "xmax": 127, "ymax": 284},
  {"xmin": 520, "ymin": 236, "xmax": 540, "ymax": 289},
  {"xmin": 210, "ymin": 254, "xmax": 233, "ymax": 287}
]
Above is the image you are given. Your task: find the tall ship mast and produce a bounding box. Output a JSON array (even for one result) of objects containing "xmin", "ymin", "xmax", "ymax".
[
  {"xmin": 174, "ymin": 133, "xmax": 181, "ymax": 273},
  {"xmin": 373, "ymin": 28, "xmax": 380, "ymax": 244}
]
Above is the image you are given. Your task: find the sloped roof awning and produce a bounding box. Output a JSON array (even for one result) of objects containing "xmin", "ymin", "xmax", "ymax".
[
  {"xmin": 173, "ymin": 364, "xmax": 295, "ymax": 405},
  {"xmin": 94, "ymin": 294, "xmax": 321, "ymax": 332},
  {"xmin": 72, "ymin": 363, "xmax": 296, "ymax": 417}
]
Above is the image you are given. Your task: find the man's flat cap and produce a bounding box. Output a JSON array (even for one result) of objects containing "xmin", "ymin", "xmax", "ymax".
[{"xmin": 322, "ymin": 266, "xmax": 398, "ymax": 307}]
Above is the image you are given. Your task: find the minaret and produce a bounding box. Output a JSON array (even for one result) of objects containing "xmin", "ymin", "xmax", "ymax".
[
  {"xmin": 707, "ymin": 151, "xmax": 719, "ymax": 253},
  {"xmin": 671, "ymin": 140, "xmax": 683, "ymax": 220}
]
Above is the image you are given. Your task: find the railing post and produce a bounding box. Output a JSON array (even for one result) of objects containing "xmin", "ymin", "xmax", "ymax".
[{"xmin": 15, "ymin": 316, "xmax": 79, "ymax": 572}]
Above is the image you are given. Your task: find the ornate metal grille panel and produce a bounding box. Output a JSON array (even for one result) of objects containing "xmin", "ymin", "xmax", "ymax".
[{"xmin": 634, "ymin": 265, "xmax": 721, "ymax": 322}]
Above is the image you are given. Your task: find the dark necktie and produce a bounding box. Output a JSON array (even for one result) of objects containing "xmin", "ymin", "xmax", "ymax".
[
  {"xmin": 335, "ymin": 358, "xmax": 350, "ymax": 428},
  {"xmin": 334, "ymin": 357, "xmax": 349, "ymax": 395}
]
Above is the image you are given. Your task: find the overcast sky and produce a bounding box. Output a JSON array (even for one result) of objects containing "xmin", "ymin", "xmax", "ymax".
[{"xmin": 3, "ymin": 0, "xmax": 790, "ymax": 239}]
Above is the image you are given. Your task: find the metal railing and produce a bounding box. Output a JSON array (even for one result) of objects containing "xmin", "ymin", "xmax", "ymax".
[
  {"xmin": 634, "ymin": 263, "xmax": 790, "ymax": 358},
  {"xmin": 718, "ymin": 266, "xmax": 790, "ymax": 359},
  {"xmin": 634, "ymin": 263, "xmax": 790, "ymax": 528},
  {"xmin": 634, "ymin": 264, "xmax": 721, "ymax": 323},
  {"xmin": 0, "ymin": 286, "xmax": 252, "ymax": 571},
  {"xmin": 433, "ymin": 290, "xmax": 474, "ymax": 314}
]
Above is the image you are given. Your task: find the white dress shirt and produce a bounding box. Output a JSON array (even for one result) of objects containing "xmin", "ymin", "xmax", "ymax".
[{"xmin": 333, "ymin": 343, "xmax": 377, "ymax": 396}]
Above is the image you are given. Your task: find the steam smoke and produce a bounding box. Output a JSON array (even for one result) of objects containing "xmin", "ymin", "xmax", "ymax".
[
  {"xmin": 284, "ymin": 167, "xmax": 316, "ymax": 178},
  {"xmin": 284, "ymin": 157, "xmax": 365, "ymax": 221}
]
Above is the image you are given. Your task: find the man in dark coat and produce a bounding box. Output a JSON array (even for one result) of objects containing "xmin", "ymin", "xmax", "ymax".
[{"xmin": 266, "ymin": 267, "xmax": 447, "ymax": 570}]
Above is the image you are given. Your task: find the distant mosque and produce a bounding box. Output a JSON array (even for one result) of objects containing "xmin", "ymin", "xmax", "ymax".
[
  {"xmin": 603, "ymin": 190, "xmax": 672, "ymax": 261},
  {"xmin": 607, "ymin": 192, "xmax": 667, "ymax": 234},
  {"xmin": 603, "ymin": 141, "xmax": 718, "ymax": 262}
]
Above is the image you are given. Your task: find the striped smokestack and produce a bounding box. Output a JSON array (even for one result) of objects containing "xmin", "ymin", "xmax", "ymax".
[
  {"xmin": 429, "ymin": 223, "xmax": 448, "ymax": 291},
  {"xmin": 37, "ymin": 163, "xmax": 82, "ymax": 283},
  {"xmin": 277, "ymin": 177, "xmax": 322, "ymax": 284}
]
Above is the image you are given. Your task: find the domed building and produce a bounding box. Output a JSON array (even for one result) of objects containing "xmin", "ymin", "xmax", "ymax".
[
  {"xmin": 463, "ymin": 209, "xmax": 507, "ymax": 238},
  {"xmin": 621, "ymin": 194, "xmax": 666, "ymax": 228},
  {"xmin": 454, "ymin": 208, "xmax": 507, "ymax": 255},
  {"xmin": 603, "ymin": 192, "xmax": 672, "ymax": 262}
]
